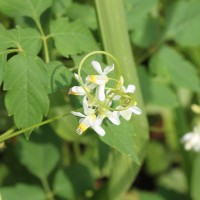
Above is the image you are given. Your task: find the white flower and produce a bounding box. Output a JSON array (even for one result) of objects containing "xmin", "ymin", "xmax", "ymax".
[
  {"xmin": 71, "ymin": 97, "xmax": 105, "ymax": 136},
  {"xmin": 86, "ymin": 61, "xmax": 114, "ymax": 101},
  {"xmin": 118, "ymin": 84, "xmax": 142, "ymax": 121},
  {"xmin": 68, "ymin": 73, "xmax": 95, "ymax": 96},
  {"xmin": 181, "ymin": 126, "xmax": 200, "ymax": 152},
  {"xmin": 68, "ymin": 86, "xmax": 86, "ymax": 96},
  {"xmin": 98, "ymin": 107, "xmax": 120, "ymax": 125}
]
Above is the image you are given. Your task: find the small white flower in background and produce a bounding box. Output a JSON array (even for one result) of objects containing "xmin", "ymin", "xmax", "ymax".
[
  {"xmin": 69, "ymin": 60, "xmax": 142, "ymax": 136},
  {"xmin": 181, "ymin": 126, "xmax": 200, "ymax": 152}
]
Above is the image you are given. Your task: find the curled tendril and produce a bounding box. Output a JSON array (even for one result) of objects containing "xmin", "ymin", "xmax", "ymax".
[{"xmin": 76, "ymin": 51, "xmax": 137, "ymax": 112}]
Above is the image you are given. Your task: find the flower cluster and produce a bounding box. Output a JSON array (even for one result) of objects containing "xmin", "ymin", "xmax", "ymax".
[{"xmin": 69, "ymin": 60, "xmax": 141, "ymax": 136}]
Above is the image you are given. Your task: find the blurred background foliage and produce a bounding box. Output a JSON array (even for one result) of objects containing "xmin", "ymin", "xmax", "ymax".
[{"xmin": 0, "ymin": 0, "xmax": 200, "ymax": 199}]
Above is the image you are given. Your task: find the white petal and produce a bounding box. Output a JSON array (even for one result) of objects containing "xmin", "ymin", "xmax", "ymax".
[
  {"xmin": 71, "ymin": 111, "xmax": 86, "ymax": 118},
  {"xmin": 86, "ymin": 75, "xmax": 108, "ymax": 85},
  {"xmin": 130, "ymin": 106, "xmax": 142, "ymax": 115},
  {"xmin": 107, "ymin": 111, "xmax": 120, "ymax": 125},
  {"xmin": 181, "ymin": 133, "xmax": 193, "ymax": 143},
  {"xmin": 68, "ymin": 86, "xmax": 86, "ymax": 95},
  {"xmin": 91, "ymin": 61, "xmax": 103, "ymax": 74},
  {"xmin": 74, "ymin": 73, "xmax": 80, "ymax": 80},
  {"xmin": 97, "ymin": 85, "xmax": 106, "ymax": 101},
  {"xmin": 103, "ymin": 64, "xmax": 114, "ymax": 75},
  {"xmin": 92, "ymin": 124, "xmax": 105, "ymax": 136},
  {"xmin": 126, "ymin": 84, "xmax": 136, "ymax": 93},
  {"xmin": 120, "ymin": 109, "xmax": 132, "ymax": 121}
]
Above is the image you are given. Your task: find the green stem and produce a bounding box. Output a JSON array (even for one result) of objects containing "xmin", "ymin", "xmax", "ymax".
[
  {"xmin": 0, "ymin": 113, "xmax": 70, "ymax": 143},
  {"xmin": 34, "ymin": 18, "xmax": 50, "ymax": 63},
  {"xmin": 40, "ymin": 176, "xmax": 55, "ymax": 200}
]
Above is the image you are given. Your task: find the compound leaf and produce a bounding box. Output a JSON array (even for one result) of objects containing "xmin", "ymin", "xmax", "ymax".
[
  {"xmin": 4, "ymin": 53, "xmax": 49, "ymax": 128},
  {"xmin": 0, "ymin": 0, "xmax": 53, "ymax": 19},
  {"xmin": 50, "ymin": 17, "xmax": 97, "ymax": 57}
]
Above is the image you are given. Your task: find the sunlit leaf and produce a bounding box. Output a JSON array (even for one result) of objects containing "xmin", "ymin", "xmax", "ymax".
[
  {"xmin": 50, "ymin": 17, "xmax": 97, "ymax": 57},
  {"xmin": 0, "ymin": 0, "xmax": 53, "ymax": 19},
  {"xmin": 0, "ymin": 25, "xmax": 42, "ymax": 55},
  {"xmin": 18, "ymin": 138, "xmax": 59, "ymax": 179},
  {"xmin": 101, "ymin": 119, "xmax": 140, "ymax": 164},
  {"xmin": 4, "ymin": 53, "xmax": 49, "ymax": 128}
]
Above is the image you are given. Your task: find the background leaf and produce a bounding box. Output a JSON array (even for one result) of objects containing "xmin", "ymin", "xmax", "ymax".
[
  {"xmin": 0, "ymin": 0, "xmax": 53, "ymax": 19},
  {"xmin": 150, "ymin": 45, "xmax": 200, "ymax": 92},
  {"xmin": 53, "ymin": 170, "xmax": 75, "ymax": 200},
  {"xmin": 50, "ymin": 17, "xmax": 97, "ymax": 57},
  {"xmin": 0, "ymin": 53, "xmax": 6, "ymax": 86},
  {"xmin": 47, "ymin": 61, "xmax": 73, "ymax": 93},
  {"xmin": 4, "ymin": 53, "xmax": 49, "ymax": 128},
  {"xmin": 18, "ymin": 138, "xmax": 59, "ymax": 179},
  {"xmin": 137, "ymin": 67, "xmax": 178, "ymax": 107},
  {"xmin": 67, "ymin": 3, "xmax": 97, "ymax": 30},
  {"xmin": 0, "ymin": 184, "xmax": 45, "ymax": 200},
  {"xmin": 164, "ymin": 0, "xmax": 200, "ymax": 47},
  {"xmin": 191, "ymin": 154, "xmax": 200, "ymax": 200}
]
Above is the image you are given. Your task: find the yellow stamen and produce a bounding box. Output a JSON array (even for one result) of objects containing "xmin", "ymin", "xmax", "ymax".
[
  {"xmin": 76, "ymin": 123, "xmax": 88, "ymax": 135},
  {"xmin": 88, "ymin": 75, "xmax": 97, "ymax": 83}
]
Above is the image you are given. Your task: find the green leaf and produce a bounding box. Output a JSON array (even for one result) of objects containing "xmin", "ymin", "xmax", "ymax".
[
  {"xmin": 12, "ymin": 28, "xmax": 42, "ymax": 55},
  {"xmin": 0, "ymin": 184, "xmax": 45, "ymax": 200},
  {"xmin": 148, "ymin": 80, "xmax": 178, "ymax": 107},
  {"xmin": 157, "ymin": 168, "xmax": 188, "ymax": 194},
  {"xmin": 47, "ymin": 61, "xmax": 73, "ymax": 93},
  {"xmin": 0, "ymin": 25, "xmax": 15, "ymax": 51},
  {"xmin": 0, "ymin": 25, "xmax": 42, "ymax": 55},
  {"xmin": 66, "ymin": 163, "xmax": 94, "ymax": 196},
  {"xmin": 125, "ymin": 0, "xmax": 159, "ymax": 30},
  {"xmin": 53, "ymin": 170, "xmax": 75, "ymax": 200},
  {"xmin": 149, "ymin": 45, "xmax": 200, "ymax": 92},
  {"xmin": 146, "ymin": 141, "xmax": 172, "ymax": 175},
  {"xmin": 125, "ymin": 0, "xmax": 160, "ymax": 48},
  {"xmin": 50, "ymin": 17, "xmax": 97, "ymax": 57},
  {"xmin": 18, "ymin": 138, "xmax": 59, "ymax": 179},
  {"xmin": 0, "ymin": 0, "xmax": 53, "ymax": 19},
  {"xmin": 130, "ymin": 16, "xmax": 160, "ymax": 48},
  {"xmin": 139, "ymin": 191, "xmax": 165, "ymax": 200},
  {"xmin": 67, "ymin": 3, "xmax": 97, "ymax": 30},
  {"xmin": 101, "ymin": 119, "xmax": 140, "ymax": 164},
  {"xmin": 0, "ymin": 53, "xmax": 6, "ymax": 86},
  {"xmin": 48, "ymin": 91, "xmax": 80, "ymax": 142},
  {"xmin": 191, "ymin": 154, "xmax": 200, "ymax": 200},
  {"xmin": 4, "ymin": 53, "xmax": 49, "ymax": 128},
  {"xmin": 137, "ymin": 67, "xmax": 178, "ymax": 107},
  {"xmin": 52, "ymin": 0, "xmax": 72, "ymax": 18},
  {"xmin": 164, "ymin": 0, "xmax": 200, "ymax": 47}
]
